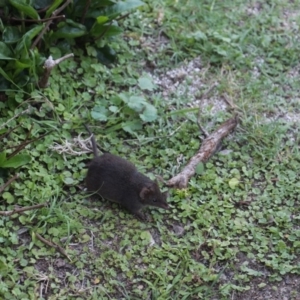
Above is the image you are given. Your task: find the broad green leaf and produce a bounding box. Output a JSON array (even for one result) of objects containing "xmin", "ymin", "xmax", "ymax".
[
  {"xmin": 2, "ymin": 26, "xmax": 22, "ymax": 44},
  {"xmin": 0, "ymin": 42, "xmax": 14, "ymax": 60},
  {"xmin": 188, "ymin": 30, "xmax": 207, "ymax": 41},
  {"xmin": 0, "ymin": 152, "xmax": 6, "ymax": 165},
  {"xmin": 88, "ymin": 0, "xmax": 144, "ymax": 19},
  {"xmin": 109, "ymin": 105, "xmax": 119, "ymax": 113},
  {"xmin": 15, "ymin": 25, "xmax": 44, "ymax": 53},
  {"xmin": 0, "ymin": 67, "xmax": 20, "ymax": 91},
  {"xmin": 0, "ymin": 67, "xmax": 14, "ymax": 84},
  {"xmin": 1, "ymin": 154, "xmax": 31, "ymax": 168},
  {"xmin": 124, "ymin": 95, "xmax": 146, "ymax": 112},
  {"xmin": 9, "ymin": 0, "xmax": 39, "ymax": 19},
  {"xmin": 2, "ymin": 192, "xmax": 14, "ymax": 204},
  {"xmin": 0, "ymin": 76, "xmax": 10, "ymax": 91},
  {"xmin": 19, "ymin": 258, "xmax": 28, "ymax": 266},
  {"xmin": 65, "ymin": 19, "xmax": 87, "ymax": 31},
  {"xmin": 122, "ymin": 120, "xmax": 142, "ymax": 134},
  {"xmin": 91, "ymin": 106, "xmax": 108, "ymax": 121},
  {"xmin": 91, "ymin": 23, "xmax": 123, "ymax": 38},
  {"xmin": 195, "ymin": 162, "xmax": 204, "ymax": 175},
  {"xmin": 45, "ymin": 0, "xmax": 64, "ymax": 18},
  {"xmin": 33, "ymin": 0, "xmax": 53, "ymax": 9},
  {"xmin": 0, "ymin": 261, "xmax": 8, "ymax": 271},
  {"xmin": 89, "ymin": 0, "xmax": 115, "ymax": 9},
  {"xmin": 48, "ymin": 228, "xmax": 60, "ymax": 236},
  {"xmin": 64, "ymin": 177, "xmax": 74, "ymax": 185},
  {"xmin": 103, "ymin": 0, "xmax": 144, "ymax": 18},
  {"xmin": 139, "ymin": 103, "xmax": 158, "ymax": 122},
  {"xmin": 228, "ymin": 178, "xmax": 239, "ymax": 189},
  {"xmin": 96, "ymin": 45, "xmax": 117, "ymax": 65},
  {"xmin": 138, "ymin": 76, "xmax": 154, "ymax": 91},
  {"xmin": 51, "ymin": 25, "xmax": 87, "ymax": 39},
  {"xmin": 96, "ymin": 16, "xmax": 109, "ymax": 24},
  {"xmin": 15, "ymin": 60, "xmax": 31, "ymax": 69}
]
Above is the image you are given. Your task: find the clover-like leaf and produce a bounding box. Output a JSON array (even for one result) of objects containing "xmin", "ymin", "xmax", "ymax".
[
  {"xmin": 228, "ymin": 178, "xmax": 239, "ymax": 189},
  {"xmin": 138, "ymin": 76, "xmax": 154, "ymax": 91},
  {"xmin": 139, "ymin": 103, "xmax": 158, "ymax": 122},
  {"xmin": 91, "ymin": 105, "xmax": 108, "ymax": 121}
]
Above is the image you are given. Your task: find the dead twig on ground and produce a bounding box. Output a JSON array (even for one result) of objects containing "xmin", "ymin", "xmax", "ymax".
[
  {"xmin": 0, "ymin": 173, "xmax": 19, "ymax": 194},
  {"xmin": 167, "ymin": 115, "xmax": 239, "ymax": 189},
  {"xmin": 167, "ymin": 84, "xmax": 240, "ymax": 189},
  {"xmin": 0, "ymin": 202, "xmax": 47, "ymax": 216},
  {"xmin": 35, "ymin": 232, "xmax": 71, "ymax": 261}
]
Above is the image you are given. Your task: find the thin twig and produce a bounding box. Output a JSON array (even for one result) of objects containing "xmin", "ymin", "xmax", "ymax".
[
  {"xmin": 80, "ymin": 0, "xmax": 91, "ymax": 24},
  {"xmin": 31, "ymin": 0, "xmax": 72, "ymax": 49},
  {"xmin": 7, "ymin": 124, "xmax": 33, "ymax": 158},
  {"xmin": 197, "ymin": 82, "xmax": 218, "ymax": 137},
  {"xmin": 0, "ymin": 202, "xmax": 47, "ymax": 216},
  {"xmin": 0, "ymin": 174, "xmax": 19, "ymax": 194},
  {"xmin": 0, "ymin": 125, "xmax": 21, "ymax": 142},
  {"xmin": 115, "ymin": 12, "xmax": 131, "ymax": 22},
  {"xmin": 35, "ymin": 232, "xmax": 71, "ymax": 261},
  {"xmin": 168, "ymin": 115, "xmax": 238, "ymax": 188},
  {"xmin": 38, "ymin": 54, "xmax": 74, "ymax": 88},
  {"xmin": 9, "ymin": 15, "xmax": 64, "ymax": 23},
  {"xmin": 0, "ymin": 108, "xmax": 31, "ymax": 129},
  {"xmin": 8, "ymin": 130, "xmax": 52, "ymax": 159}
]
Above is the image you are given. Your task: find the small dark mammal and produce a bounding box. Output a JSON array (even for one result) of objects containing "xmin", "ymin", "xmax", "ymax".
[{"xmin": 84, "ymin": 125, "xmax": 169, "ymax": 220}]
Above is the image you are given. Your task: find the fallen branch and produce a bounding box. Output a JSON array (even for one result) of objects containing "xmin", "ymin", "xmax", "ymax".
[
  {"xmin": 38, "ymin": 54, "xmax": 74, "ymax": 88},
  {"xmin": 35, "ymin": 232, "xmax": 71, "ymax": 261},
  {"xmin": 9, "ymin": 15, "xmax": 64, "ymax": 23},
  {"xmin": 0, "ymin": 108, "xmax": 31, "ymax": 130},
  {"xmin": 0, "ymin": 202, "xmax": 47, "ymax": 216},
  {"xmin": 0, "ymin": 173, "xmax": 19, "ymax": 194},
  {"xmin": 8, "ymin": 130, "xmax": 53, "ymax": 159},
  {"xmin": 167, "ymin": 115, "xmax": 239, "ymax": 189}
]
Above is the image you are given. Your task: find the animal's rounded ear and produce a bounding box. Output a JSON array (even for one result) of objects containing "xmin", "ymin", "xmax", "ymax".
[{"xmin": 140, "ymin": 187, "xmax": 150, "ymax": 199}]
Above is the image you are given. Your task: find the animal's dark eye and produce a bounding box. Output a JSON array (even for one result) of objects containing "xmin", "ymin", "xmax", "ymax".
[{"xmin": 153, "ymin": 198, "xmax": 157, "ymax": 202}]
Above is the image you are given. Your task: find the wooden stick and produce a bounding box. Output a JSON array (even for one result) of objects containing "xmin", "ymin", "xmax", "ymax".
[
  {"xmin": 9, "ymin": 15, "xmax": 64, "ymax": 23},
  {"xmin": 0, "ymin": 202, "xmax": 47, "ymax": 216},
  {"xmin": 0, "ymin": 108, "xmax": 30, "ymax": 129},
  {"xmin": 8, "ymin": 130, "xmax": 52, "ymax": 159},
  {"xmin": 0, "ymin": 173, "xmax": 19, "ymax": 194},
  {"xmin": 35, "ymin": 232, "xmax": 71, "ymax": 261},
  {"xmin": 167, "ymin": 115, "xmax": 239, "ymax": 189},
  {"xmin": 38, "ymin": 54, "xmax": 74, "ymax": 88}
]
